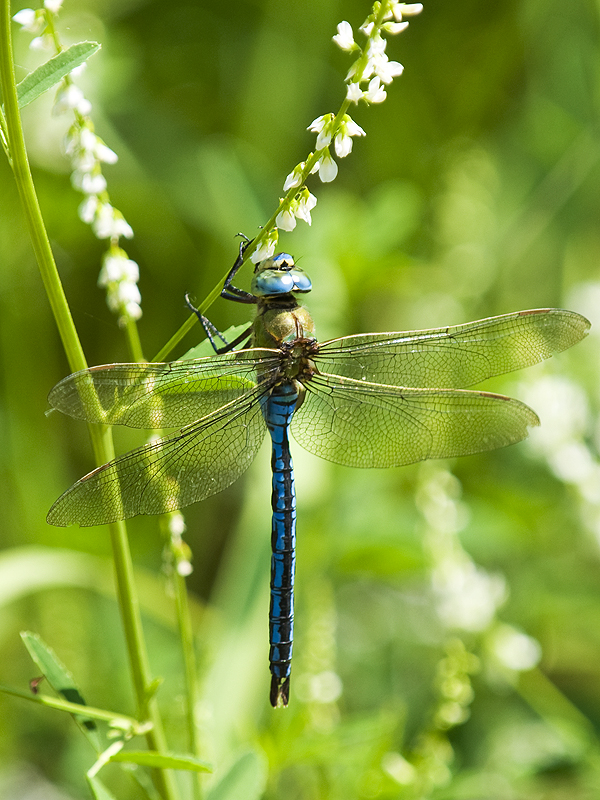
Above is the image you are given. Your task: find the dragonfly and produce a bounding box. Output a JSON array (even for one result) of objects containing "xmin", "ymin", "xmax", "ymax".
[{"xmin": 47, "ymin": 240, "xmax": 590, "ymax": 706}]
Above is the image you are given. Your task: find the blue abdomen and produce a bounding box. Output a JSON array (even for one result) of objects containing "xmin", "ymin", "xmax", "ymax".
[{"xmin": 263, "ymin": 382, "xmax": 298, "ymax": 707}]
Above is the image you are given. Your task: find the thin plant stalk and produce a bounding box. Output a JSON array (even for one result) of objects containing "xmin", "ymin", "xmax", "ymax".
[{"xmin": 0, "ymin": 4, "xmax": 179, "ymax": 798}]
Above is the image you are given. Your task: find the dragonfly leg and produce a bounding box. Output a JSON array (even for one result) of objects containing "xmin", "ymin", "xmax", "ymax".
[
  {"xmin": 220, "ymin": 236, "xmax": 257, "ymax": 304},
  {"xmin": 184, "ymin": 294, "xmax": 252, "ymax": 354}
]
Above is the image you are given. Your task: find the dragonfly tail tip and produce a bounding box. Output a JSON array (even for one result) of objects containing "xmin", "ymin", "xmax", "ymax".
[{"xmin": 270, "ymin": 675, "xmax": 290, "ymax": 708}]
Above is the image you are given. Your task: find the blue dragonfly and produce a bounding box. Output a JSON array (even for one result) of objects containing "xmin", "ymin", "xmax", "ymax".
[{"xmin": 47, "ymin": 241, "xmax": 590, "ymax": 706}]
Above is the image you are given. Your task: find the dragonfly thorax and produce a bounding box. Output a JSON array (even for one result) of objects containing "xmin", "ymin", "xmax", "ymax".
[{"xmin": 251, "ymin": 253, "xmax": 312, "ymax": 298}]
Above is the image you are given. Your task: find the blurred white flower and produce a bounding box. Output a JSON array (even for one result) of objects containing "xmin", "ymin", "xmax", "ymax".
[
  {"xmin": 44, "ymin": 0, "xmax": 63, "ymax": 11},
  {"xmin": 12, "ymin": 8, "xmax": 42, "ymax": 32},
  {"xmin": 433, "ymin": 559, "xmax": 507, "ymax": 633},
  {"xmin": 520, "ymin": 375, "xmax": 589, "ymax": 454},
  {"xmin": 489, "ymin": 625, "xmax": 542, "ymax": 672},
  {"xmin": 53, "ymin": 84, "xmax": 92, "ymax": 115},
  {"xmin": 99, "ymin": 251, "xmax": 142, "ymax": 322}
]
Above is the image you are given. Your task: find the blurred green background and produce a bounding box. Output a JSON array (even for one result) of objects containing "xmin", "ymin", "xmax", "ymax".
[{"xmin": 1, "ymin": 0, "xmax": 600, "ymax": 797}]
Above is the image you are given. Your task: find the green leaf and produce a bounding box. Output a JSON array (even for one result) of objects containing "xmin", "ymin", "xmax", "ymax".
[
  {"xmin": 180, "ymin": 324, "xmax": 252, "ymax": 360},
  {"xmin": 206, "ymin": 751, "xmax": 267, "ymax": 800},
  {"xmin": 16, "ymin": 42, "xmax": 100, "ymax": 109},
  {"xmin": 109, "ymin": 750, "xmax": 212, "ymax": 773},
  {"xmin": 20, "ymin": 631, "xmax": 99, "ymax": 746},
  {"xmin": 87, "ymin": 775, "xmax": 118, "ymax": 800}
]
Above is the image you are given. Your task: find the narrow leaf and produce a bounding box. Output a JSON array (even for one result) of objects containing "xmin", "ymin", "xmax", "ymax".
[
  {"xmin": 20, "ymin": 631, "xmax": 99, "ymax": 745},
  {"xmin": 16, "ymin": 42, "xmax": 100, "ymax": 109},
  {"xmin": 109, "ymin": 750, "xmax": 211, "ymax": 773}
]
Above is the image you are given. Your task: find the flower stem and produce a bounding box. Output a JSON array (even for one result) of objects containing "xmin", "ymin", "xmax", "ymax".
[{"xmin": 0, "ymin": 5, "xmax": 179, "ymax": 798}]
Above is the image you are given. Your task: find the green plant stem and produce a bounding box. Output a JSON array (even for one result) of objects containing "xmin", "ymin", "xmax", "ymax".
[
  {"xmin": 0, "ymin": 684, "xmax": 141, "ymax": 727},
  {"xmin": 0, "ymin": 5, "xmax": 178, "ymax": 798},
  {"xmin": 174, "ymin": 569, "xmax": 202, "ymax": 800}
]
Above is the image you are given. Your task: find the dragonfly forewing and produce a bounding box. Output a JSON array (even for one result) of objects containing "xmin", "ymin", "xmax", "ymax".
[
  {"xmin": 291, "ymin": 373, "xmax": 539, "ymax": 468},
  {"xmin": 313, "ymin": 309, "xmax": 590, "ymax": 389},
  {"xmin": 48, "ymin": 350, "xmax": 280, "ymax": 428}
]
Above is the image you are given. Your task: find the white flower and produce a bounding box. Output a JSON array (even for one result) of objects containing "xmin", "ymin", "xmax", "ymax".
[
  {"xmin": 78, "ymin": 172, "xmax": 107, "ymax": 195},
  {"xmin": 98, "ymin": 254, "xmax": 139, "ymax": 285},
  {"xmin": 372, "ymin": 53, "xmax": 404, "ymax": 84},
  {"xmin": 116, "ymin": 281, "xmax": 142, "ymax": 305},
  {"xmin": 346, "ymin": 82, "xmax": 363, "ymax": 103},
  {"xmin": 100, "ymin": 250, "xmax": 143, "ymax": 322},
  {"xmin": 434, "ymin": 559, "xmax": 507, "ymax": 633},
  {"xmin": 334, "ymin": 115, "xmax": 366, "ymax": 157},
  {"xmin": 294, "ymin": 191, "xmax": 317, "ymax": 225},
  {"xmin": 169, "ymin": 512, "xmax": 186, "ymax": 537},
  {"xmin": 124, "ymin": 300, "xmax": 142, "ymax": 320},
  {"xmin": 44, "ymin": 0, "xmax": 64, "ymax": 11},
  {"xmin": 79, "ymin": 126, "xmax": 97, "ymax": 150},
  {"xmin": 364, "ymin": 76, "xmax": 387, "ymax": 103},
  {"xmin": 250, "ymin": 233, "xmax": 278, "ymax": 264},
  {"xmin": 30, "ymin": 35, "xmax": 53, "ymax": 51},
  {"xmin": 12, "ymin": 8, "xmax": 42, "ymax": 32},
  {"xmin": 70, "ymin": 64, "xmax": 87, "ymax": 79},
  {"xmin": 334, "ymin": 133, "xmax": 353, "ymax": 158},
  {"xmin": 489, "ymin": 625, "xmax": 542, "ymax": 672},
  {"xmin": 283, "ymin": 164, "xmax": 304, "ymax": 191},
  {"xmin": 332, "ymin": 21, "xmax": 355, "ymax": 51},
  {"xmin": 392, "ymin": 3, "xmax": 424, "ymax": 21},
  {"xmin": 317, "ymin": 151, "xmax": 338, "ymax": 183},
  {"xmin": 95, "ymin": 141, "xmax": 118, "ymax": 164},
  {"xmin": 276, "ymin": 207, "xmax": 297, "ymax": 232},
  {"xmin": 382, "ymin": 21, "xmax": 409, "ymax": 35},
  {"xmin": 91, "ymin": 203, "xmax": 116, "ymax": 238},
  {"xmin": 78, "ymin": 195, "xmax": 98, "ymax": 223},
  {"xmin": 359, "ymin": 21, "xmax": 374, "ymax": 37},
  {"xmin": 365, "ymin": 32, "xmax": 387, "ymax": 57},
  {"xmin": 73, "ymin": 150, "xmax": 96, "ymax": 172},
  {"xmin": 112, "ymin": 216, "xmax": 134, "ymax": 239},
  {"xmin": 53, "ymin": 84, "xmax": 92, "ymax": 115},
  {"xmin": 308, "ymin": 114, "xmax": 335, "ymax": 150}
]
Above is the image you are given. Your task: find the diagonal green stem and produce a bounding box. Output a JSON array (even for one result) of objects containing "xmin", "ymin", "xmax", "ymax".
[{"xmin": 0, "ymin": 5, "xmax": 178, "ymax": 798}]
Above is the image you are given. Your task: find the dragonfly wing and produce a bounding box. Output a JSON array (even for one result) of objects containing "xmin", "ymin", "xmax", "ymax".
[
  {"xmin": 48, "ymin": 349, "xmax": 280, "ymax": 428},
  {"xmin": 313, "ymin": 309, "xmax": 589, "ymax": 388},
  {"xmin": 47, "ymin": 388, "xmax": 269, "ymax": 526},
  {"xmin": 291, "ymin": 374, "xmax": 539, "ymax": 468}
]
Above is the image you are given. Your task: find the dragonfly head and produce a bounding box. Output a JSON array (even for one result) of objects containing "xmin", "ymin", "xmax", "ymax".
[{"xmin": 251, "ymin": 253, "xmax": 312, "ymax": 298}]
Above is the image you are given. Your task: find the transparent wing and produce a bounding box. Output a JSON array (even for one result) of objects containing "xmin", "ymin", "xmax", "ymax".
[
  {"xmin": 47, "ymin": 388, "xmax": 269, "ymax": 527},
  {"xmin": 313, "ymin": 309, "xmax": 590, "ymax": 388},
  {"xmin": 48, "ymin": 348, "xmax": 280, "ymax": 428},
  {"xmin": 291, "ymin": 373, "xmax": 539, "ymax": 468}
]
